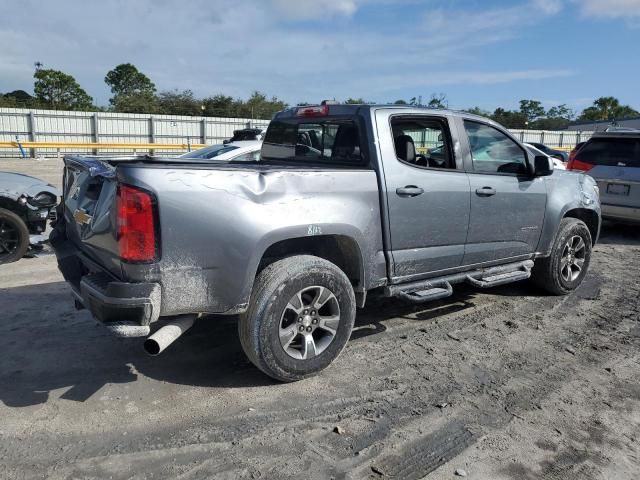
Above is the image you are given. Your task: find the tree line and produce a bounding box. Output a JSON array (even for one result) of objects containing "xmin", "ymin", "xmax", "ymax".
[
  {"xmin": 0, "ymin": 64, "xmax": 288, "ymax": 120},
  {"xmin": 0, "ymin": 64, "xmax": 638, "ymax": 128},
  {"xmin": 463, "ymin": 98, "xmax": 639, "ymax": 129}
]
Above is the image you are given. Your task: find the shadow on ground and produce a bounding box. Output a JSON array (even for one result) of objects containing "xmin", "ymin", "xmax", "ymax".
[
  {"xmin": 0, "ymin": 281, "xmax": 528, "ymax": 408},
  {"xmin": 0, "ymin": 223, "xmax": 630, "ymax": 408},
  {"xmin": 598, "ymin": 221, "xmax": 639, "ymax": 246}
]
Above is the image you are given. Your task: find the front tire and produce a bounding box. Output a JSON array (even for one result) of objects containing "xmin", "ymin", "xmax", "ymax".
[
  {"xmin": 531, "ymin": 218, "xmax": 592, "ymax": 295},
  {"xmin": 239, "ymin": 255, "xmax": 356, "ymax": 382},
  {"xmin": 0, "ymin": 208, "xmax": 30, "ymax": 265}
]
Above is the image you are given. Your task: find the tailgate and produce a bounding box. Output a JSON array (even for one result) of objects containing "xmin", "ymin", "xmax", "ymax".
[
  {"xmin": 61, "ymin": 157, "xmax": 122, "ymax": 278},
  {"xmin": 590, "ymin": 165, "xmax": 640, "ymax": 209}
]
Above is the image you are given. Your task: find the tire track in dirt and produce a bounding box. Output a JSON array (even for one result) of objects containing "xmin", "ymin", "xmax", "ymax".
[{"xmin": 2, "ymin": 227, "xmax": 639, "ymax": 479}]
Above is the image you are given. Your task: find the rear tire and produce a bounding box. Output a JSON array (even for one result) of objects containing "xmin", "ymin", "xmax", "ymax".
[
  {"xmin": 239, "ymin": 255, "xmax": 356, "ymax": 382},
  {"xmin": 531, "ymin": 218, "xmax": 592, "ymax": 295},
  {"xmin": 0, "ymin": 208, "xmax": 29, "ymax": 265}
]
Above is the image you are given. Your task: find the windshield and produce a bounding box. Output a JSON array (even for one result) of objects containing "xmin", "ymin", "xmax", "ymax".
[
  {"xmin": 181, "ymin": 144, "xmax": 239, "ymax": 159},
  {"xmin": 261, "ymin": 119, "xmax": 363, "ymax": 165}
]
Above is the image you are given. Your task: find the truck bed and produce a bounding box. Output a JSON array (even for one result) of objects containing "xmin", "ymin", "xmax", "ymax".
[{"xmin": 53, "ymin": 155, "xmax": 386, "ymax": 319}]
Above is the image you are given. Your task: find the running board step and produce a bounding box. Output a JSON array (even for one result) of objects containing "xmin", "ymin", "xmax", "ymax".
[
  {"xmin": 466, "ymin": 260, "xmax": 534, "ymax": 288},
  {"xmin": 395, "ymin": 282, "xmax": 453, "ymax": 304}
]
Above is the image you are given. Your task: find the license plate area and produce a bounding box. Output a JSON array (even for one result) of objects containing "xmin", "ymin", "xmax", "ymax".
[{"xmin": 606, "ymin": 183, "xmax": 630, "ymax": 196}]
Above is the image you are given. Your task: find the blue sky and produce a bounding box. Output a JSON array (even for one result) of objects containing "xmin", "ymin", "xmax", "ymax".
[{"xmin": 0, "ymin": 0, "xmax": 639, "ymax": 114}]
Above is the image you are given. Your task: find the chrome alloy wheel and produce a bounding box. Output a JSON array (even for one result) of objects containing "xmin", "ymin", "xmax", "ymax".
[
  {"xmin": 279, "ymin": 286, "xmax": 340, "ymax": 360},
  {"xmin": 560, "ymin": 235, "xmax": 586, "ymax": 282}
]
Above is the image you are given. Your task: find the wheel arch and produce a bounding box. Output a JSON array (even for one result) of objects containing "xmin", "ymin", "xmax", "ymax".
[
  {"xmin": 0, "ymin": 195, "xmax": 24, "ymax": 215},
  {"xmin": 258, "ymin": 234, "xmax": 364, "ymax": 285},
  {"xmin": 250, "ymin": 233, "xmax": 366, "ymax": 307},
  {"xmin": 563, "ymin": 208, "xmax": 600, "ymax": 246}
]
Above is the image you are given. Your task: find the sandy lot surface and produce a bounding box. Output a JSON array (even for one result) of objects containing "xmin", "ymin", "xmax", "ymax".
[
  {"xmin": 0, "ymin": 159, "xmax": 639, "ymax": 479},
  {"xmin": 1, "ymin": 157, "xmax": 65, "ymax": 190}
]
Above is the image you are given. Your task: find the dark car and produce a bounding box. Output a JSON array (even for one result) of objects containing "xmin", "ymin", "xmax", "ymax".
[
  {"xmin": 0, "ymin": 172, "xmax": 59, "ymax": 264},
  {"xmin": 528, "ymin": 142, "xmax": 569, "ymax": 161},
  {"xmin": 567, "ymin": 128, "xmax": 640, "ymax": 223},
  {"xmin": 223, "ymin": 128, "xmax": 266, "ymax": 144}
]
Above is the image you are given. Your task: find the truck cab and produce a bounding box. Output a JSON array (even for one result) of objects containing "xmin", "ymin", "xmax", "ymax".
[{"xmin": 51, "ymin": 104, "xmax": 601, "ymax": 382}]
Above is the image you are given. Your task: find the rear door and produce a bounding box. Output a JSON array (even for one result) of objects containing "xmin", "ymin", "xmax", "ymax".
[
  {"xmin": 459, "ymin": 119, "xmax": 547, "ymax": 265},
  {"xmin": 375, "ymin": 110, "xmax": 471, "ymax": 281},
  {"xmin": 575, "ymin": 136, "xmax": 640, "ymax": 219}
]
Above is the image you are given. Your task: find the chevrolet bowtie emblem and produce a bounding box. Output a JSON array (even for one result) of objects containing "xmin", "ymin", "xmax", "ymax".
[{"xmin": 73, "ymin": 209, "xmax": 93, "ymax": 225}]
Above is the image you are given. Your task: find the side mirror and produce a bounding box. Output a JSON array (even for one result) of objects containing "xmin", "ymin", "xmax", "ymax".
[{"xmin": 534, "ymin": 155, "xmax": 554, "ymax": 176}]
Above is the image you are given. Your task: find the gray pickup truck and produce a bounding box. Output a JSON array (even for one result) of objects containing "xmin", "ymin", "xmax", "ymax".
[{"xmin": 51, "ymin": 104, "xmax": 601, "ymax": 381}]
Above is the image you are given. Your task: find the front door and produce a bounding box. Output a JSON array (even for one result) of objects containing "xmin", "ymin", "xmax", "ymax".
[
  {"xmin": 375, "ymin": 110, "xmax": 471, "ymax": 281},
  {"xmin": 460, "ymin": 119, "xmax": 547, "ymax": 265}
]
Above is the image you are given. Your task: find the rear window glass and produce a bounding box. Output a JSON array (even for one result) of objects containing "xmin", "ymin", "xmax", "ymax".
[
  {"xmin": 262, "ymin": 120, "xmax": 363, "ymax": 165},
  {"xmin": 578, "ymin": 138, "xmax": 640, "ymax": 167}
]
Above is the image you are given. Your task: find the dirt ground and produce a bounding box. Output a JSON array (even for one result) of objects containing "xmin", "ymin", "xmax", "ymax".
[{"xmin": 1, "ymin": 159, "xmax": 639, "ymax": 479}]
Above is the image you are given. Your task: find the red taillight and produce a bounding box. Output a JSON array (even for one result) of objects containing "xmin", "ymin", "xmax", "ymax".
[
  {"xmin": 117, "ymin": 184, "xmax": 157, "ymax": 262},
  {"xmin": 568, "ymin": 149, "xmax": 578, "ymax": 163},
  {"xmin": 567, "ymin": 157, "xmax": 594, "ymax": 172},
  {"xmin": 296, "ymin": 104, "xmax": 329, "ymax": 117}
]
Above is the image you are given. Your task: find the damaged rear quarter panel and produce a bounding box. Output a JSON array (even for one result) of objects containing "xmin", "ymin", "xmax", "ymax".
[{"xmin": 118, "ymin": 165, "xmax": 385, "ymax": 316}]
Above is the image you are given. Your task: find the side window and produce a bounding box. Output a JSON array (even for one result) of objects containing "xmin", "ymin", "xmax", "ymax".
[
  {"xmin": 390, "ymin": 117, "xmax": 455, "ymax": 169},
  {"xmin": 463, "ymin": 120, "xmax": 528, "ymax": 174}
]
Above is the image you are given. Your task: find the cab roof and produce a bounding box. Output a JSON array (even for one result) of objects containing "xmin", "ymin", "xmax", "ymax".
[{"xmin": 272, "ymin": 104, "xmax": 500, "ymax": 128}]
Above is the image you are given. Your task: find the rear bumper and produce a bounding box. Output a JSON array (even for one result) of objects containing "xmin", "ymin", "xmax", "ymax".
[
  {"xmin": 51, "ymin": 228, "xmax": 161, "ymax": 327},
  {"xmin": 75, "ymin": 273, "xmax": 161, "ymax": 326},
  {"xmin": 601, "ymin": 203, "xmax": 640, "ymax": 223}
]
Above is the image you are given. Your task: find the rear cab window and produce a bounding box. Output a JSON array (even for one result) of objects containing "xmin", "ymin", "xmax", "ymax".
[{"xmin": 262, "ymin": 118, "xmax": 365, "ymax": 166}]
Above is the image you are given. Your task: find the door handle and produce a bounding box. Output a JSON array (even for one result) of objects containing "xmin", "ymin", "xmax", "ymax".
[
  {"xmin": 396, "ymin": 186, "xmax": 424, "ymax": 197},
  {"xmin": 475, "ymin": 187, "xmax": 496, "ymax": 197}
]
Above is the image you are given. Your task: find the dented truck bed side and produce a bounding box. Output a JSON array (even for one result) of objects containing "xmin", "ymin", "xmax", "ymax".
[{"xmin": 53, "ymin": 159, "xmax": 386, "ymax": 318}]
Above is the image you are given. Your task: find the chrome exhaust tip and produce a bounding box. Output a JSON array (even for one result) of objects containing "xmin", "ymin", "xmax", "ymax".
[{"xmin": 143, "ymin": 315, "xmax": 197, "ymax": 356}]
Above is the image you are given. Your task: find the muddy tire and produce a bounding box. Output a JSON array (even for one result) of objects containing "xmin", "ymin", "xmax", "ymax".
[
  {"xmin": 531, "ymin": 218, "xmax": 592, "ymax": 295},
  {"xmin": 239, "ymin": 255, "xmax": 356, "ymax": 382},
  {"xmin": 0, "ymin": 208, "xmax": 29, "ymax": 265}
]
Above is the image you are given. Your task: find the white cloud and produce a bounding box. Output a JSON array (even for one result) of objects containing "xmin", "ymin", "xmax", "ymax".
[
  {"xmin": 531, "ymin": 0, "xmax": 563, "ymax": 15},
  {"xmin": 272, "ymin": 0, "xmax": 359, "ymax": 19},
  {"xmin": 357, "ymin": 70, "xmax": 575, "ymax": 97},
  {"xmin": 578, "ymin": 0, "xmax": 640, "ymax": 18},
  {"xmin": 437, "ymin": 69, "xmax": 574, "ymax": 85}
]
